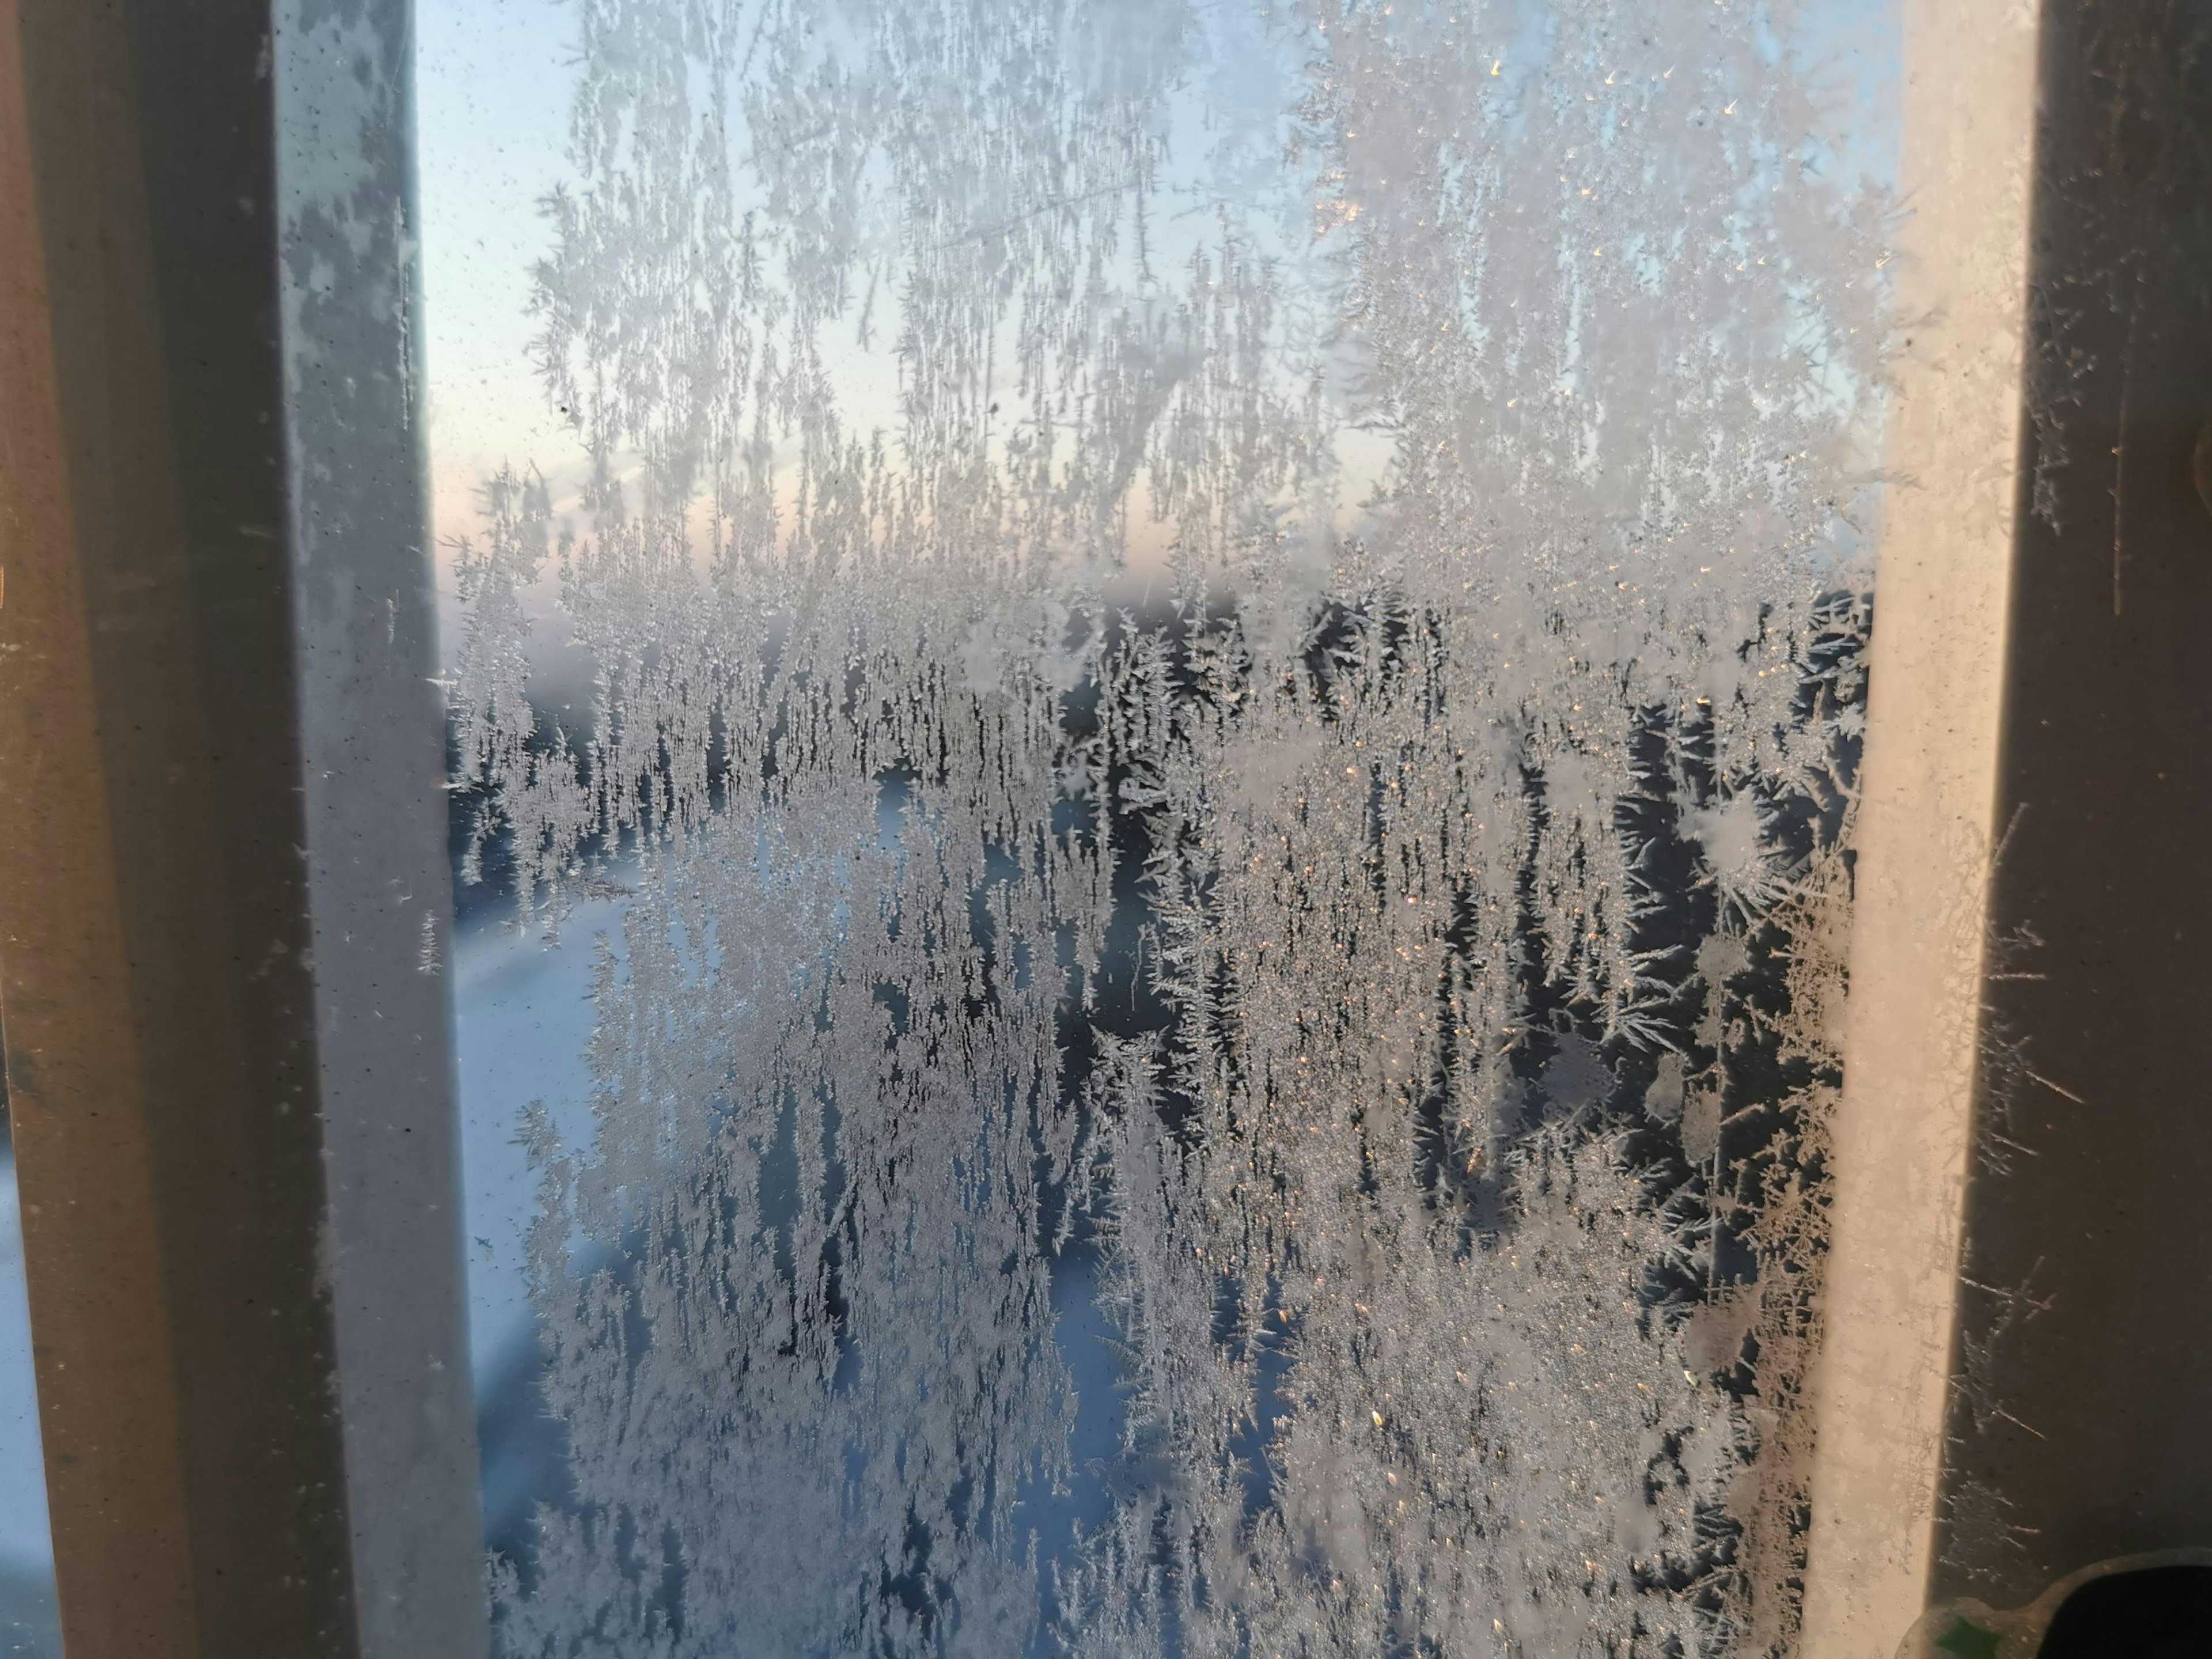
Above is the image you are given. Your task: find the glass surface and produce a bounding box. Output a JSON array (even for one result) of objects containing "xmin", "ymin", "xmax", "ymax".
[
  {"xmin": 419, "ymin": 0, "xmax": 1902, "ymax": 1649},
  {"xmin": 0, "ymin": 1111, "xmax": 57, "ymax": 1659}
]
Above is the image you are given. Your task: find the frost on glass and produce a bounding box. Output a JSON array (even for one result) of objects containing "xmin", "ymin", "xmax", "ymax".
[{"xmin": 446, "ymin": 0, "xmax": 1886, "ymax": 1651}]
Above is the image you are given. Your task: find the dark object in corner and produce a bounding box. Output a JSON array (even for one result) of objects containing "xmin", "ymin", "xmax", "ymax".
[{"xmin": 2037, "ymin": 1564, "xmax": 2212, "ymax": 1659}]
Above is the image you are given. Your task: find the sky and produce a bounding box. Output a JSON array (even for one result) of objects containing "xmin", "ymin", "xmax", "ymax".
[{"xmin": 413, "ymin": 0, "xmax": 1902, "ymax": 656}]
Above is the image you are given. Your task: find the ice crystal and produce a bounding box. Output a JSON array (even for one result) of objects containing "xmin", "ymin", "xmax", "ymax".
[{"xmin": 447, "ymin": 0, "xmax": 1889, "ymax": 1652}]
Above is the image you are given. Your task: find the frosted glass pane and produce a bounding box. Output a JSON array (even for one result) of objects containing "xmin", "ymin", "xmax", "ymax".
[
  {"xmin": 421, "ymin": 1, "xmax": 1903, "ymax": 1650},
  {"xmin": 0, "ymin": 1129, "xmax": 56, "ymax": 1659}
]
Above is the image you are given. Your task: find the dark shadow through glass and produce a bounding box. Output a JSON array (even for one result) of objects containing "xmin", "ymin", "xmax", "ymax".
[{"xmin": 2037, "ymin": 1565, "xmax": 2212, "ymax": 1659}]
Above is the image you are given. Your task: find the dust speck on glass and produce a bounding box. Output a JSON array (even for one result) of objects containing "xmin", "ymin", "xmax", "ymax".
[{"xmin": 421, "ymin": 0, "xmax": 1895, "ymax": 1650}]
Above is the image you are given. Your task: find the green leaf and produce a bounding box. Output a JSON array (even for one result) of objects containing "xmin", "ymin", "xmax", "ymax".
[{"xmin": 1934, "ymin": 1614, "xmax": 2004, "ymax": 1659}]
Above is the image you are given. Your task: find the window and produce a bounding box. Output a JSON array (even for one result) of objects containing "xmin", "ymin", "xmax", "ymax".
[{"xmin": 3, "ymin": 1, "xmax": 2209, "ymax": 1655}]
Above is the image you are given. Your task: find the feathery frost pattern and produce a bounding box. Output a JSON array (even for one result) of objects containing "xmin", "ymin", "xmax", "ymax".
[{"xmin": 449, "ymin": 0, "xmax": 1888, "ymax": 1651}]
